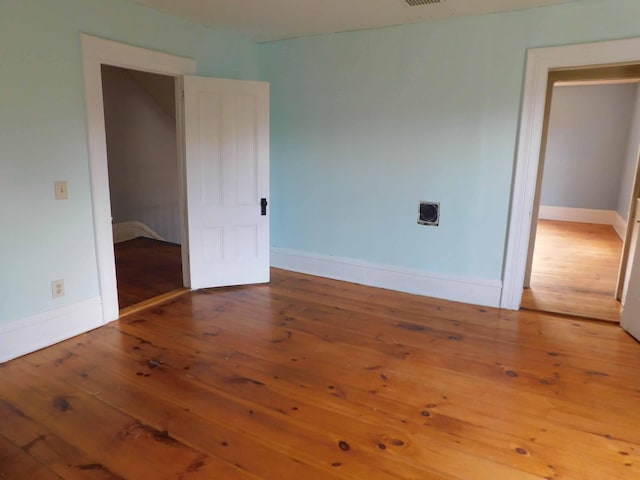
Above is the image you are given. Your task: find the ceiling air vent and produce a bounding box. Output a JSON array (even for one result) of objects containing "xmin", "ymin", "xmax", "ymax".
[{"xmin": 404, "ymin": 0, "xmax": 442, "ymax": 6}]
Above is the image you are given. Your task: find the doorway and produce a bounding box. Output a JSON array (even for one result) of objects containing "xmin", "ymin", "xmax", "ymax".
[
  {"xmin": 501, "ymin": 37, "xmax": 640, "ymax": 321},
  {"xmin": 82, "ymin": 35, "xmax": 196, "ymax": 323},
  {"xmin": 520, "ymin": 80, "xmax": 640, "ymax": 322},
  {"xmin": 82, "ymin": 36, "xmax": 271, "ymax": 325},
  {"xmin": 101, "ymin": 65, "xmax": 185, "ymax": 311}
]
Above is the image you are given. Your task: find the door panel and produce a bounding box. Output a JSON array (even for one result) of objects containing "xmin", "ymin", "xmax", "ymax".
[{"xmin": 183, "ymin": 76, "xmax": 269, "ymax": 289}]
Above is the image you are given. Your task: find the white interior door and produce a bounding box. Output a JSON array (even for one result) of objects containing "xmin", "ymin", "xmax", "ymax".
[
  {"xmin": 621, "ymin": 208, "xmax": 640, "ymax": 341},
  {"xmin": 183, "ymin": 76, "xmax": 270, "ymax": 290}
]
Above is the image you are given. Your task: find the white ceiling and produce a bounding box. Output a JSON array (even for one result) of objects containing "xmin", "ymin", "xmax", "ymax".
[{"xmin": 128, "ymin": 0, "xmax": 581, "ymax": 43}]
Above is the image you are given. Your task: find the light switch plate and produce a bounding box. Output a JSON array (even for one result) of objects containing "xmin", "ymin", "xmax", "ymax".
[{"xmin": 54, "ymin": 181, "xmax": 68, "ymax": 200}]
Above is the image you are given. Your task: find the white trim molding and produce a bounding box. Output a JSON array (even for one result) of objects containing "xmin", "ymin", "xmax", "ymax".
[
  {"xmin": 501, "ymin": 36, "xmax": 640, "ymax": 310},
  {"xmin": 538, "ymin": 206, "xmax": 618, "ymax": 224},
  {"xmin": 272, "ymin": 248, "xmax": 502, "ymax": 308},
  {"xmin": 614, "ymin": 212, "xmax": 627, "ymax": 240},
  {"xmin": 538, "ymin": 206, "xmax": 627, "ymax": 240},
  {"xmin": 0, "ymin": 298, "xmax": 102, "ymax": 363},
  {"xmin": 81, "ymin": 35, "xmax": 195, "ymax": 323},
  {"xmin": 113, "ymin": 221, "xmax": 165, "ymax": 243}
]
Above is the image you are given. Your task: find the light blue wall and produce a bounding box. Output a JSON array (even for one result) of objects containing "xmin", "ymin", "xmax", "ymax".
[
  {"xmin": 541, "ymin": 84, "xmax": 636, "ymax": 211},
  {"xmin": 0, "ymin": 0, "xmax": 258, "ymax": 324},
  {"xmin": 259, "ymin": 0, "xmax": 640, "ymax": 280},
  {"xmin": 7, "ymin": 0, "xmax": 640, "ymax": 328}
]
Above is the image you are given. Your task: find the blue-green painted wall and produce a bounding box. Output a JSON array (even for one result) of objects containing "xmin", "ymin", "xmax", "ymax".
[
  {"xmin": 259, "ymin": 0, "xmax": 640, "ymax": 280},
  {"xmin": 0, "ymin": 0, "xmax": 258, "ymax": 324},
  {"xmin": 5, "ymin": 0, "xmax": 640, "ymax": 328}
]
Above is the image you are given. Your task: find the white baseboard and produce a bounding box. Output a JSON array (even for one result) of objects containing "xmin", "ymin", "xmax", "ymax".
[
  {"xmin": 538, "ymin": 206, "xmax": 626, "ymax": 240},
  {"xmin": 0, "ymin": 298, "xmax": 103, "ymax": 363},
  {"xmin": 539, "ymin": 205, "xmax": 616, "ymax": 225},
  {"xmin": 113, "ymin": 221, "xmax": 165, "ymax": 243},
  {"xmin": 613, "ymin": 212, "xmax": 627, "ymax": 240},
  {"xmin": 271, "ymin": 247, "xmax": 502, "ymax": 308}
]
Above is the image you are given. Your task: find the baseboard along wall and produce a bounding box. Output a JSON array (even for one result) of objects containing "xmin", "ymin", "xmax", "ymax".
[
  {"xmin": 538, "ymin": 206, "xmax": 626, "ymax": 240},
  {"xmin": 2, "ymin": 247, "xmax": 502, "ymax": 362},
  {"xmin": 0, "ymin": 297, "xmax": 103, "ymax": 363},
  {"xmin": 271, "ymin": 247, "xmax": 502, "ymax": 308}
]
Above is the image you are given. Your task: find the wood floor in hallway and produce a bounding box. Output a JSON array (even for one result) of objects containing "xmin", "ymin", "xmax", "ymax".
[
  {"xmin": 114, "ymin": 237, "xmax": 183, "ymax": 310},
  {"xmin": 521, "ymin": 219, "xmax": 623, "ymax": 322},
  {"xmin": 2, "ymin": 269, "xmax": 640, "ymax": 479}
]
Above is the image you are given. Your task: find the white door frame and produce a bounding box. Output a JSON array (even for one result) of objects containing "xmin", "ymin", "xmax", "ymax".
[
  {"xmin": 501, "ymin": 36, "xmax": 640, "ymax": 310},
  {"xmin": 81, "ymin": 35, "xmax": 196, "ymax": 323}
]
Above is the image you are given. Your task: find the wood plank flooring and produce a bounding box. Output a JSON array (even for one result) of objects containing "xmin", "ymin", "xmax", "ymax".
[
  {"xmin": 521, "ymin": 220, "xmax": 622, "ymax": 322},
  {"xmin": 114, "ymin": 237, "xmax": 183, "ymax": 309},
  {"xmin": 2, "ymin": 269, "xmax": 640, "ymax": 479}
]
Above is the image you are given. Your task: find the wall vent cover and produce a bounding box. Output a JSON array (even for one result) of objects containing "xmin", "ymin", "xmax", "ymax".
[
  {"xmin": 418, "ymin": 201, "xmax": 440, "ymax": 227},
  {"xmin": 404, "ymin": 0, "xmax": 442, "ymax": 6}
]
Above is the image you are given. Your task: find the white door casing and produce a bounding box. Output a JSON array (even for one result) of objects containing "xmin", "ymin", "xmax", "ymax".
[
  {"xmin": 84, "ymin": 36, "xmax": 270, "ymax": 322},
  {"xmin": 182, "ymin": 76, "xmax": 270, "ymax": 289},
  {"xmin": 622, "ymin": 199, "xmax": 640, "ymax": 305},
  {"xmin": 501, "ymin": 37, "xmax": 640, "ymax": 310},
  {"xmin": 621, "ymin": 219, "xmax": 640, "ymax": 341},
  {"xmin": 82, "ymin": 35, "xmax": 195, "ymax": 323}
]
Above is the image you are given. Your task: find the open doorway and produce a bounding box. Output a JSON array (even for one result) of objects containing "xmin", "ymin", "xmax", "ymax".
[
  {"xmin": 519, "ymin": 68, "xmax": 640, "ymax": 322},
  {"xmin": 82, "ymin": 35, "xmax": 270, "ymax": 324},
  {"xmin": 101, "ymin": 65, "xmax": 185, "ymax": 311},
  {"xmin": 501, "ymin": 37, "xmax": 640, "ymax": 345},
  {"xmin": 521, "ymin": 81, "xmax": 640, "ymax": 321}
]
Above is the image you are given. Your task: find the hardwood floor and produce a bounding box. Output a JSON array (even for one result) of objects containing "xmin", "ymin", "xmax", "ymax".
[
  {"xmin": 2, "ymin": 269, "xmax": 640, "ymax": 479},
  {"xmin": 521, "ymin": 220, "xmax": 623, "ymax": 322},
  {"xmin": 114, "ymin": 237, "xmax": 183, "ymax": 309}
]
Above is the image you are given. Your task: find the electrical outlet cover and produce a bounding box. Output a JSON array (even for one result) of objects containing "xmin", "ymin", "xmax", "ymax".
[{"xmin": 51, "ymin": 279, "xmax": 65, "ymax": 298}]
